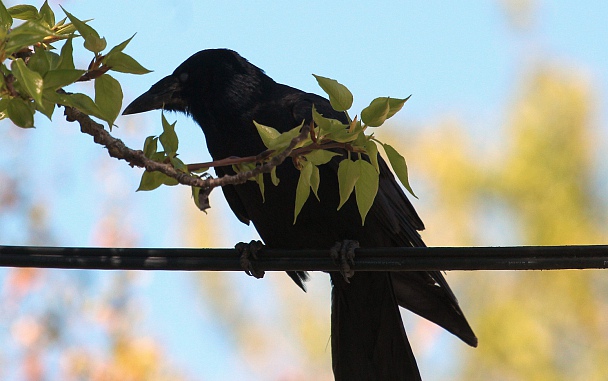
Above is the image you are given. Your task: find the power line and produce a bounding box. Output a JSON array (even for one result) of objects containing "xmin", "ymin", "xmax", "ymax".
[{"xmin": 0, "ymin": 245, "xmax": 606, "ymax": 272}]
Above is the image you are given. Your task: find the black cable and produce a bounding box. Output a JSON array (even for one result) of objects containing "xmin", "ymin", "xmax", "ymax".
[{"xmin": 0, "ymin": 245, "xmax": 606, "ymax": 271}]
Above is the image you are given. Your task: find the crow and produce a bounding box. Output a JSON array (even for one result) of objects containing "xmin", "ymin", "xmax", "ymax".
[{"xmin": 123, "ymin": 49, "xmax": 477, "ymax": 380}]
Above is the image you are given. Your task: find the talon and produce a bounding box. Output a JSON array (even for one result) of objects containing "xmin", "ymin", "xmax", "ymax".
[
  {"xmin": 236, "ymin": 240, "xmax": 265, "ymax": 279},
  {"xmin": 330, "ymin": 240, "xmax": 359, "ymax": 282}
]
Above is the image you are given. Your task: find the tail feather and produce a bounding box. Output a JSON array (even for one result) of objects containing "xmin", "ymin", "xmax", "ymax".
[
  {"xmin": 287, "ymin": 270, "xmax": 309, "ymax": 291},
  {"xmin": 391, "ymin": 271, "xmax": 478, "ymax": 347},
  {"xmin": 331, "ymin": 271, "xmax": 421, "ymax": 381}
]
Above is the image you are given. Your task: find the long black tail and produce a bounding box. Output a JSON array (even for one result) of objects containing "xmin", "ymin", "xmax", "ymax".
[{"xmin": 330, "ymin": 271, "xmax": 422, "ymax": 381}]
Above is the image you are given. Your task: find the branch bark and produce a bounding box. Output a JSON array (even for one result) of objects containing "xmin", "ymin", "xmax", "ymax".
[{"xmin": 63, "ymin": 106, "xmax": 311, "ymax": 191}]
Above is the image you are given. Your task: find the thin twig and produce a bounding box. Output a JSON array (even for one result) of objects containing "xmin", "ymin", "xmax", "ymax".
[
  {"xmin": 205, "ymin": 122, "xmax": 312, "ymax": 188},
  {"xmin": 187, "ymin": 149, "xmax": 275, "ymax": 172},
  {"xmin": 291, "ymin": 140, "xmax": 362, "ymax": 156},
  {"xmin": 186, "ymin": 138, "xmax": 361, "ymax": 172},
  {"xmin": 77, "ymin": 66, "xmax": 111, "ymax": 82}
]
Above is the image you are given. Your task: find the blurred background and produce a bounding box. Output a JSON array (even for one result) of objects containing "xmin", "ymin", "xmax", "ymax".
[{"xmin": 1, "ymin": 0, "xmax": 607, "ymax": 380}]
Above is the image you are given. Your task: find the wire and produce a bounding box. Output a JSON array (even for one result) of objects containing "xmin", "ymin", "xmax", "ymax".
[{"xmin": 0, "ymin": 245, "xmax": 607, "ymax": 272}]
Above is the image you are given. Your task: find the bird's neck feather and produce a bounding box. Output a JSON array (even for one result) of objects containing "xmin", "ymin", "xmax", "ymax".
[{"xmin": 188, "ymin": 73, "xmax": 275, "ymax": 160}]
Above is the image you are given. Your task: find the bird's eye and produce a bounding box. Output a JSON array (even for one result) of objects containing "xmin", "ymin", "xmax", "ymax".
[{"xmin": 179, "ymin": 72, "xmax": 189, "ymax": 83}]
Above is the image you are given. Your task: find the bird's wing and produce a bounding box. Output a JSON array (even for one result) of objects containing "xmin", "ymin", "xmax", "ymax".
[
  {"xmin": 215, "ymin": 166, "xmax": 251, "ymax": 225},
  {"xmin": 287, "ymin": 90, "xmax": 477, "ymax": 346}
]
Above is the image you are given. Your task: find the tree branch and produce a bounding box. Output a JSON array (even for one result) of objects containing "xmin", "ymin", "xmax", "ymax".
[{"xmin": 62, "ymin": 106, "xmax": 310, "ymax": 191}]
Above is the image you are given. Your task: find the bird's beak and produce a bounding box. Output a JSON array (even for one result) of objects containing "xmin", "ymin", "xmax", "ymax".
[{"xmin": 122, "ymin": 75, "xmax": 186, "ymax": 115}]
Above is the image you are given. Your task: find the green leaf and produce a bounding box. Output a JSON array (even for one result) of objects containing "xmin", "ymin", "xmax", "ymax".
[
  {"xmin": 337, "ymin": 159, "xmax": 360, "ymax": 210},
  {"xmin": 254, "ymin": 121, "xmax": 281, "ymax": 149},
  {"xmin": 293, "ymin": 161, "xmax": 313, "ymax": 224},
  {"xmin": 361, "ymin": 97, "xmax": 390, "ymax": 127},
  {"xmin": 191, "ymin": 186, "xmax": 209, "ymax": 211},
  {"xmin": 270, "ymin": 122, "xmax": 305, "ymax": 150},
  {"xmin": 233, "ymin": 162, "xmax": 255, "ymax": 175},
  {"xmin": 35, "ymin": 95, "xmax": 55, "ymax": 120},
  {"xmin": 39, "ymin": 1, "xmax": 55, "ymax": 28},
  {"xmin": 353, "ymin": 121, "xmax": 368, "ymax": 147},
  {"xmin": 326, "ymin": 124, "xmax": 359, "ymax": 143},
  {"xmin": 57, "ymin": 92, "xmax": 105, "ymax": 120},
  {"xmin": 311, "ymin": 105, "xmax": 332, "ymax": 135},
  {"xmin": 254, "ymin": 121, "xmax": 305, "ymax": 151},
  {"xmin": 310, "ymin": 165, "xmax": 320, "ymax": 200},
  {"xmin": 382, "ymin": 143, "xmax": 417, "ymax": 198},
  {"xmin": 313, "ymin": 74, "xmax": 353, "ymax": 111},
  {"xmin": 355, "ymin": 160, "xmax": 379, "ymax": 225},
  {"xmin": 4, "ymin": 20, "xmax": 56, "ymax": 55},
  {"xmin": 8, "ymin": 5, "xmax": 38, "ymax": 20},
  {"xmin": 191, "ymin": 186, "xmax": 201, "ymax": 209},
  {"xmin": 159, "ymin": 112, "xmax": 178, "ymax": 155},
  {"xmin": 46, "ymin": 51, "xmax": 61, "ymax": 70},
  {"xmin": 41, "ymin": 88, "xmax": 62, "ymax": 103},
  {"xmin": 255, "ymin": 173, "xmax": 265, "ymax": 202},
  {"xmin": 150, "ymin": 151, "xmax": 166, "ymax": 163},
  {"xmin": 0, "ymin": 98, "xmax": 9, "ymax": 111},
  {"xmin": 365, "ymin": 139, "xmax": 380, "ymax": 172},
  {"xmin": 170, "ymin": 156, "xmax": 187, "ymax": 172},
  {"xmin": 386, "ymin": 96, "xmax": 411, "ymax": 119},
  {"xmin": 0, "ymin": 2, "xmax": 13, "ymax": 35},
  {"xmin": 137, "ymin": 170, "xmax": 178, "ymax": 191},
  {"xmin": 143, "ymin": 136, "xmax": 158, "ymax": 158},
  {"xmin": 28, "ymin": 46, "xmax": 51, "ymax": 75},
  {"xmin": 57, "ymin": 35, "xmax": 75, "ymax": 70},
  {"xmin": 103, "ymin": 52, "xmax": 151, "ymax": 74},
  {"xmin": 61, "ymin": 7, "xmax": 106, "ymax": 53},
  {"xmin": 270, "ymin": 166, "xmax": 280, "ymax": 186},
  {"xmin": 7, "ymin": 98, "xmax": 34, "ymax": 128},
  {"xmin": 43, "ymin": 69, "xmax": 85, "ymax": 90},
  {"xmin": 312, "ymin": 106, "xmax": 354, "ymax": 143},
  {"xmin": 0, "ymin": 98, "xmax": 10, "ymax": 120},
  {"xmin": 54, "ymin": 18, "xmax": 77, "ymax": 35},
  {"xmin": 95, "ymin": 74, "xmax": 122, "ymax": 128},
  {"xmin": 163, "ymin": 174, "xmax": 179, "ymax": 186},
  {"xmin": 54, "ymin": 17, "xmax": 66, "ymax": 27},
  {"xmin": 305, "ymin": 149, "xmax": 339, "ymax": 166},
  {"xmin": 105, "ymin": 33, "xmax": 135, "ymax": 58},
  {"xmin": 12, "ymin": 59, "xmax": 43, "ymax": 106}
]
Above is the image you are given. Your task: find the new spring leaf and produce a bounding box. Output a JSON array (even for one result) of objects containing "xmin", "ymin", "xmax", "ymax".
[
  {"xmin": 12, "ymin": 58, "xmax": 43, "ymax": 106},
  {"xmin": 61, "ymin": 7, "xmax": 107, "ymax": 53},
  {"xmin": 382, "ymin": 143, "xmax": 417, "ymax": 198},
  {"xmin": 313, "ymin": 74, "xmax": 353, "ymax": 112}
]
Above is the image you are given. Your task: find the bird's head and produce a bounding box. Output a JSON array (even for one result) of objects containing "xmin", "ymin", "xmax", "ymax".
[{"xmin": 123, "ymin": 49, "xmax": 268, "ymax": 117}]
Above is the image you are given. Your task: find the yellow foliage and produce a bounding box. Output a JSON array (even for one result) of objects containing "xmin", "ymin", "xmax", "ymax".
[{"xmin": 400, "ymin": 67, "xmax": 608, "ymax": 380}]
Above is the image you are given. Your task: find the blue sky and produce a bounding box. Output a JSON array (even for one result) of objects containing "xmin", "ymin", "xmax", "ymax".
[{"xmin": 1, "ymin": 1, "xmax": 607, "ymax": 380}]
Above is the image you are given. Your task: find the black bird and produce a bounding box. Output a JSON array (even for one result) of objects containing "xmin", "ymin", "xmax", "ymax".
[{"xmin": 124, "ymin": 49, "xmax": 477, "ymax": 380}]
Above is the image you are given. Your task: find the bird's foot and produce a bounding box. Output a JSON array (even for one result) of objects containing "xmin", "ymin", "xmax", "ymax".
[
  {"xmin": 330, "ymin": 240, "xmax": 359, "ymax": 282},
  {"xmin": 236, "ymin": 240, "xmax": 265, "ymax": 279}
]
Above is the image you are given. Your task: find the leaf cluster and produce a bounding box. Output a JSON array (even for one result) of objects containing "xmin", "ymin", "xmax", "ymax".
[
  {"xmin": 137, "ymin": 112, "xmax": 214, "ymax": 210},
  {"xmin": 252, "ymin": 75, "xmax": 416, "ymax": 224},
  {"xmin": 1, "ymin": 3, "xmax": 416, "ymax": 226},
  {"xmin": 0, "ymin": 1, "xmax": 150, "ymax": 128}
]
